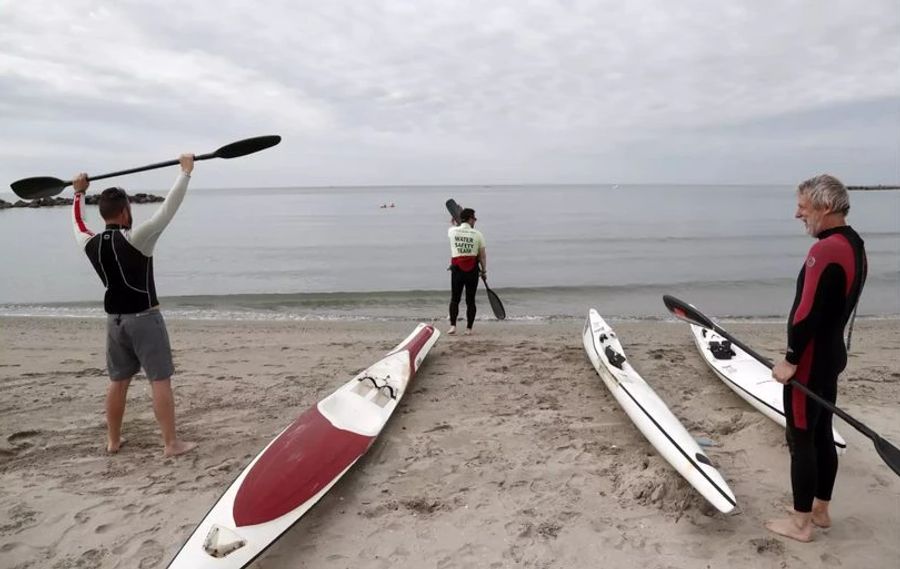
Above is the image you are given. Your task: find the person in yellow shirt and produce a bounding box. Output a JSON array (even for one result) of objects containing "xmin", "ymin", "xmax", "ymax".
[{"xmin": 447, "ymin": 208, "xmax": 487, "ymax": 335}]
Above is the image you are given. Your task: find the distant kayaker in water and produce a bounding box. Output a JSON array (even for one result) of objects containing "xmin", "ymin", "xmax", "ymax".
[
  {"xmin": 767, "ymin": 174, "xmax": 867, "ymax": 542},
  {"xmin": 71, "ymin": 154, "xmax": 198, "ymax": 458},
  {"xmin": 447, "ymin": 207, "xmax": 486, "ymax": 335}
]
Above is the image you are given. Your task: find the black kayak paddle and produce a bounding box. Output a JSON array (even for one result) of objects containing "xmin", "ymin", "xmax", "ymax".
[
  {"xmin": 10, "ymin": 135, "xmax": 282, "ymax": 199},
  {"xmin": 662, "ymin": 294, "xmax": 900, "ymax": 477}
]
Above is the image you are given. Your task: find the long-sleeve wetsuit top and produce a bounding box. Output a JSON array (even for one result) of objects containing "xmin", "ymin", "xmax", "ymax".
[
  {"xmin": 785, "ymin": 225, "xmax": 866, "ymax": 426},
  {"xmin": 72, "ymin": 173, "xmax": 190, "ymax": 314}
]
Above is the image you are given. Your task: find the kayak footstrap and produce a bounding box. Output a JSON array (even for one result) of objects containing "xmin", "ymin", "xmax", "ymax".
[{"xmin": 358, "ymin": 375, "xmax": 397, "ymax": 399}]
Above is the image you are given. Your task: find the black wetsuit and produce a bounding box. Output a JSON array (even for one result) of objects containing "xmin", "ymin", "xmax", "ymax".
[
  {"xmin": 84, "ymin": 225, "xmax": 160, "ymax": 314},
  {"xmin": 784, "ymin": 225, "xmax": 866, "ymax": 512},
  {"xmin": 449, "ymin": 266, "xmax": 479, "ymax": 328},
  {"xmin": 72, "ymin": 173, "xmax": 190, "ymax": 314}
]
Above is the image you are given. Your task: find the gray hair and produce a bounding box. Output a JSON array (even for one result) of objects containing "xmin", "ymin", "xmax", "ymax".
[{"xmin": 797, "ymin": 174, "xmax": 850, "ymax": 215}]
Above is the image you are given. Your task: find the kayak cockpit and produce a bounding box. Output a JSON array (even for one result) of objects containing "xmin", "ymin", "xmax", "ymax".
[{"xmin": 318, "ymin": 371, "xmax": 403, "ymax": 435}]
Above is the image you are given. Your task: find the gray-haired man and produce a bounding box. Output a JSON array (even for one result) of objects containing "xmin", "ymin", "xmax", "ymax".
[{"xmin": 768, "ymin": 174, "xmax": 867, "ymax": 541}]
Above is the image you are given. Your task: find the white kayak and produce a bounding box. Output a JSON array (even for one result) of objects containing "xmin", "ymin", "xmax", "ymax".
[
  {"xmin": 583, "ymin": 309, "xmax": 737, "ymax": 513},
  {"xmin": 689, "ymin": 323, "xmax": 847, "ymax": 453},
  {"xmin": 167, "ymin": 323, "xmax": 440, "ymax": 568}
]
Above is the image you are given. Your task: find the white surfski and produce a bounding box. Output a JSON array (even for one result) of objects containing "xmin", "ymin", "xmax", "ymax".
[
  {"xmin": 583, "ymin": 309, "xmax": 736, "ymax": 513},
  {"xmin": 167, "ymin": 323, "xmax": 440, "ymax": 569},
  {"xmin": 689, "ymin": 323, "xmax": 847, "ymax": 453}
]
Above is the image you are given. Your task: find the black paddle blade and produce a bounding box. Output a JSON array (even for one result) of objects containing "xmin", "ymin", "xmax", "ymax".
[
  {"xmin": 213, "ymin": 135, "xmax": 281, "ymax": 159},
  {"xmin": 485, "ymin": 283, "xmax": 506, "ymax": 320},
  {"xmin": 662, "ymin": 294, "xmax": 715, "ymax": 328},
  {"xmin": 446, "ymin": 198, "xmax": 462, "ymax": 223},
  {"xmin": 875, "ymin": 436, "xmax": 900, "ymax": 477},
  {"xmin": 10, "ymin": 176, "xmax": 69, "ymax": 199}
]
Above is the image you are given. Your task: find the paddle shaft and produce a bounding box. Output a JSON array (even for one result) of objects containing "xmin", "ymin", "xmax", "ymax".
[{"xmin": 72, "ymin": 151, "xmax": 217, "ymax": 188}]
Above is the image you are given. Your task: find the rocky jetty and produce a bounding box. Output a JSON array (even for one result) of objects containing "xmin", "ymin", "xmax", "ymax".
[
  {"xmin": 0, "ymin": 193, "xmax": 164, "ymax": 209},
  {"xmin": 847, "ymin": 185, "xmax": 900, "ymax": 191}
]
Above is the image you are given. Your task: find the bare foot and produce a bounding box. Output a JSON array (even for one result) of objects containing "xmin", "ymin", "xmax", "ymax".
[
  {"xmin": 784, "ymin": 505, "xmax": 831, "ymax": 528},
  {"xmin": 107, "ymin": 438, "xmax": 126, "ymax": 454},
  {"xmin": 812, "ymin": 512, "xmax": 831, "ymax": 528},
  {"xmin": 164, "ymin": 440, "xmax": 198, "ymax": 457},
  {"xmin": 464, "ymin": 328, "xmax": 473, "ymax": 335},
  {"xmin": 447, "ymin": 326, "xmax": 456, "ymax": 335},
  {"xmin": 765, "ymin": 513, "xmax": 814, "ymax": 542},
  {"xmin": 812, "ymin": 499, "xmax": 832, "ymax": 528}
]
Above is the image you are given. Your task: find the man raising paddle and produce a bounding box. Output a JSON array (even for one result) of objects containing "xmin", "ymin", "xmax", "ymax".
[
  {"xmin": 447, "ymin": 207, "xmax": 487, "ymax": 335},
  {"xmin": 71, "ymin": 154, "xmax": 197, "ymax": 457},
  {"xmin": 767, "ymin": 174, "xmax": 867, "ymax": 541}
]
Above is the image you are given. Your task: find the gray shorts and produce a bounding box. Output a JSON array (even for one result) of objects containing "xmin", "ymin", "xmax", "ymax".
[{"xmin": 106, "ymin": 309, "xmax": 175, "ymax": 381}]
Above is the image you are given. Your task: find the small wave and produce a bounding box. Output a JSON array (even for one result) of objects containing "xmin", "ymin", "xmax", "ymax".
[{"xmin": 1, "ymin": 278, "xmax": 897, "ymax": 322}]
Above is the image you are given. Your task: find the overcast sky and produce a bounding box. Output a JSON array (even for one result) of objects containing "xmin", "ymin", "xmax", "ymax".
[{"xmin": 2, "ymin": 0, "xmax": 898, "ymax": 190}]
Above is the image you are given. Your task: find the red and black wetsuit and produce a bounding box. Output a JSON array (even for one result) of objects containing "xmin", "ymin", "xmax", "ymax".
[{"xmin": 784, "ymin": 225, "xmax": 866, "ymax": 513}]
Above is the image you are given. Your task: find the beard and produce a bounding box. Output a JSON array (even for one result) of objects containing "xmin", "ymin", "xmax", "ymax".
[{"xmin": 802, "ymin": 216, "xmax": 822, "ymax": 237}]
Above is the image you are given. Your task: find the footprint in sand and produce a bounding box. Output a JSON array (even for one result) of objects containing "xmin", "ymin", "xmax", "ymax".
[
  {"xmin": 749, "ymin": 537, "xmax": 784, "ymax": 556},
  {"xmin": 359, "ymin": 500, "xmax": 400, "ymax": 519},
  {"xmin": 0, "ymin": 504, "xmax": 38, "ymax": 535},
  {"xmin": 134, "ymin": 539, "xmax": 165, "ymax": 569},
  {"xmin": 400, "ymin": 496, "xmax": 450, "ymax": 516},
  {"xmin": 7, "ymin": 430, "xmax": 43, "ymax": 447},
  {"xmin": 436, "ymin": 543, "xmax": 491, "ymax": 569},
  {"xmin": 535, "ymin": 520, "xmax": 562, "ymax": 539},
  {"xmin": 869, "ymin": 473, "xmax": 893, "ymax": 489},
  {"xmin": 837, "ymin": 515, "xmax": 875, "ymax": 541},
  {"xmin": 203, "ymin": 458, "xmax": 241, "ymax": 476},
  {"xmin": 60, "ymin": 548, "xmax": 105, "ymax": 568}
]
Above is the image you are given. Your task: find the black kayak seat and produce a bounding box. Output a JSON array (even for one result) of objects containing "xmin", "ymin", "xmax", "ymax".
[
  {"xmin": 605, "ymin": 346, "xmax": 627, "ymax": 370},
  {"xmin": 710, "ymin": 340, "xmax": 736, "ymax": 360}
]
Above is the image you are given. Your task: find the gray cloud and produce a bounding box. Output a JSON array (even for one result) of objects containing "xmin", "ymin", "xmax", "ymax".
[{"xmin": 1, "ymin": 0, "xmax": 898, "ymax": 191}]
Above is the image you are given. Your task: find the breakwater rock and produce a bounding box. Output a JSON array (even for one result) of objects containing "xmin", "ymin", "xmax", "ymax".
[{"xmin": 0, "ymin": 193, "xmax": 164, "ymax": 209}]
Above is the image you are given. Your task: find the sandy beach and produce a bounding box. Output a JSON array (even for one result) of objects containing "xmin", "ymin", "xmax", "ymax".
[{"xmin": 1, "ymin": 315, "xmax": 898, "ymax": 569}]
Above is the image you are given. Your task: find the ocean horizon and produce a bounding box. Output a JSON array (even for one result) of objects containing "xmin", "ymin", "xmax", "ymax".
[{"xmin": 2, "ymin": 183, "xmax": 897, "ymax": 321}]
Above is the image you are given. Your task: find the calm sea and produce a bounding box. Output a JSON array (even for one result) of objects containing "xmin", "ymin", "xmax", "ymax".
[{"xmin": 1, "ymin": 184, "xmax": 897, "ymax": 321}]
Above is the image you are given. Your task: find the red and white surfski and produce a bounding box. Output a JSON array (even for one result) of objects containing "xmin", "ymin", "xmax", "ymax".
[{"xmin": 167, "ymin": 323, "xmax": 440, "ymax": 568}]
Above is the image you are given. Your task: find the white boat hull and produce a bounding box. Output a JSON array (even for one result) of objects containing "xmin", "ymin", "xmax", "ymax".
[
  {"xmin": 689, "ymin": 323, "xmax": 846, "ymax": 453},
  {"xmin": 583, "ymin": 309, "xmax": 736, "ymax": 513},
  {"xmin": 167, "ymin": 323, "xmax": 440, "ymax": 568}
]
